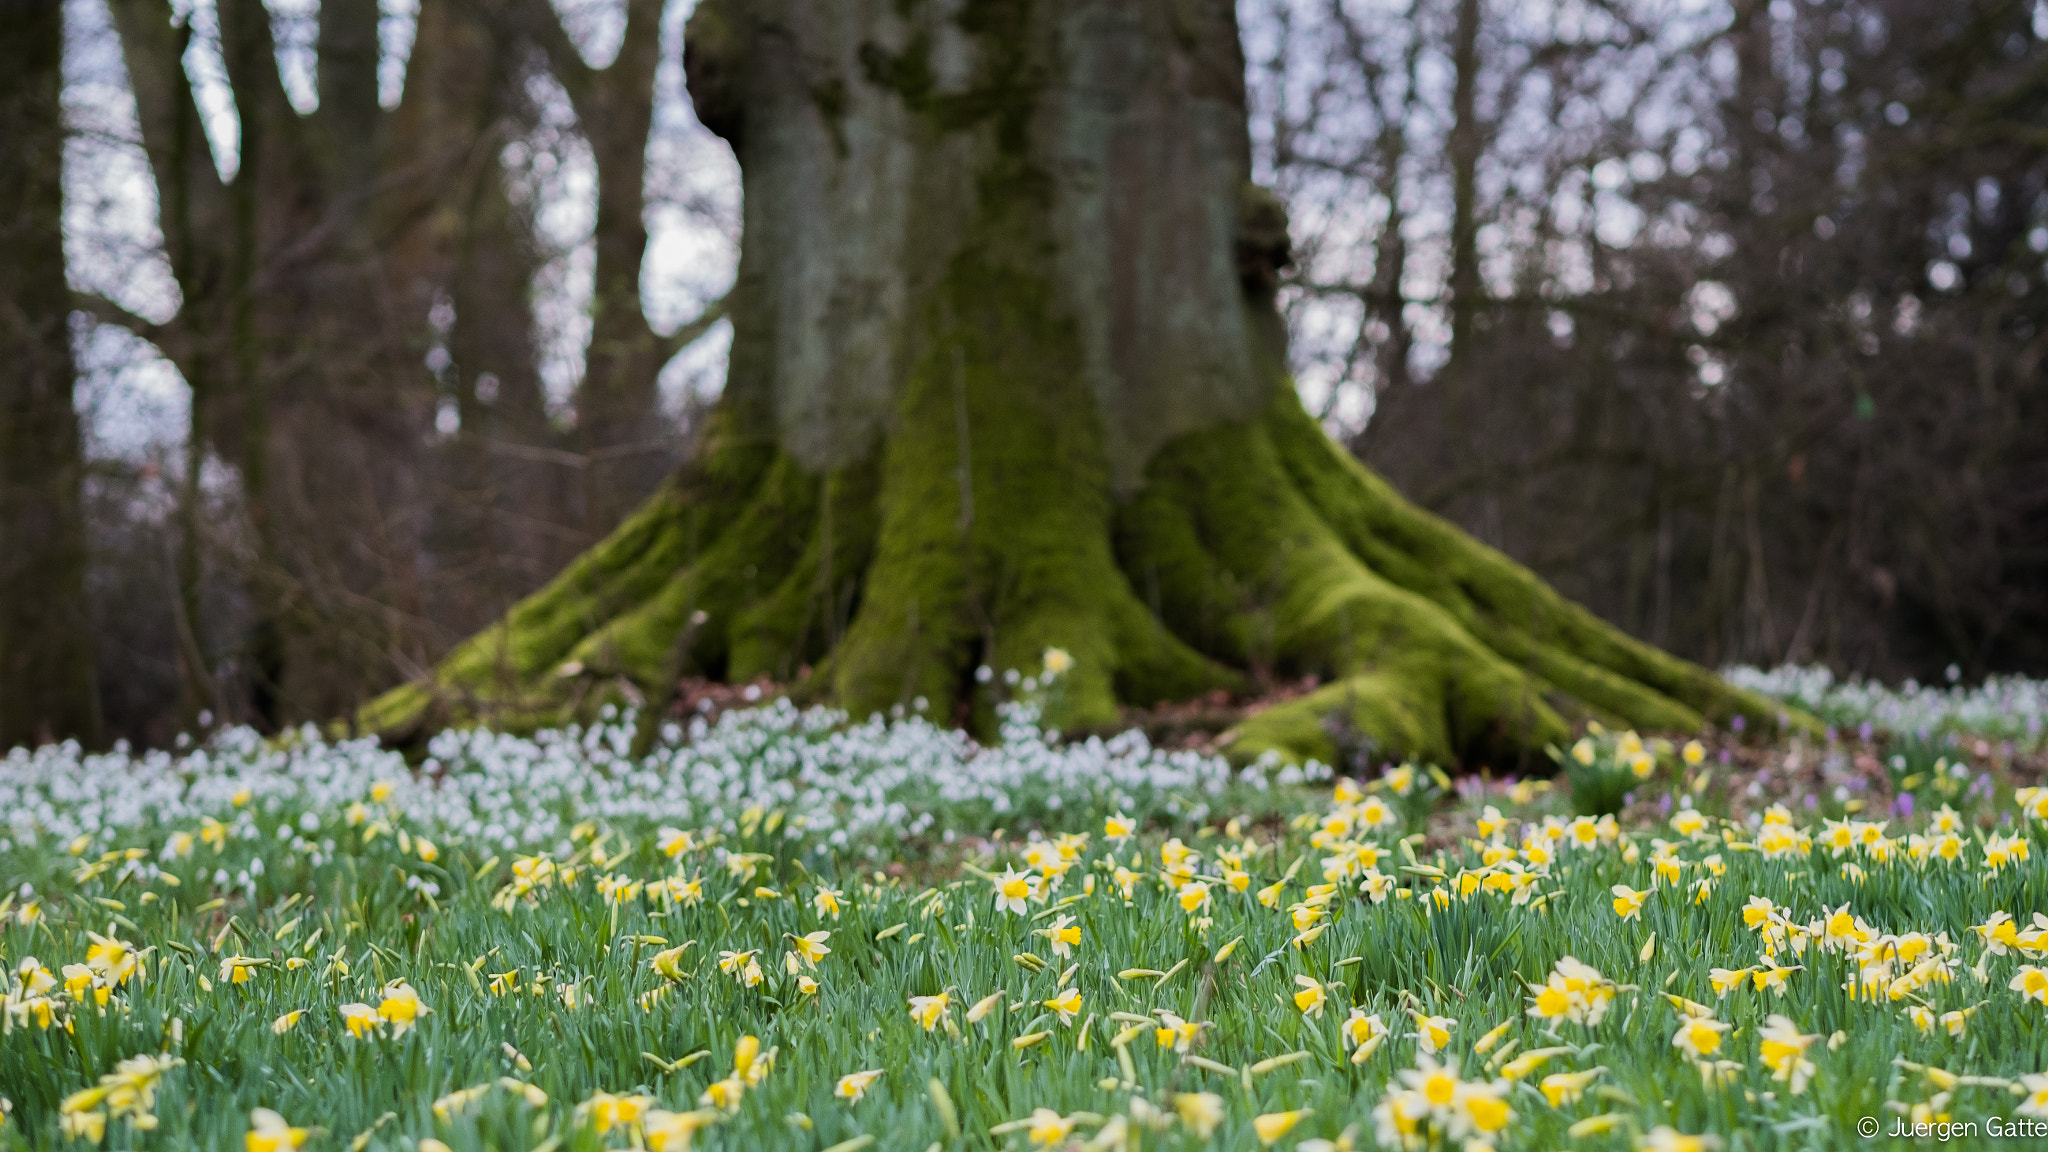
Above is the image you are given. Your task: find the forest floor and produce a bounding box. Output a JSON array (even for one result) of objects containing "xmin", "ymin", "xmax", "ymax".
[{"xmin": 2, "ymin": 667, "xmax": 2046, "ymax": 1151}]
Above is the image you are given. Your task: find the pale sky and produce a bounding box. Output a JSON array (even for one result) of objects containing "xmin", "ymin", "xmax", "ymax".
[{"xmin": 61, "ymin": 0, "xmax": 1761, "ymax": 463}]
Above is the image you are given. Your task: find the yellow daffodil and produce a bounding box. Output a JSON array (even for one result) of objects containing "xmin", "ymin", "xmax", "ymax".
[
  {"xmin": 1154, "ymin": 1012, "xmax": 1202, "ymax": 1052},
  {"xmin": 649, "ymin": 942, "xmax": 695, "ymax": 982},
  {"xmin": 786, "ymin": 931, "xmax": 831, "ymax": 968},
  {"xmin": 993, "ymin": 868, "xmax": 1036, "ymax": 915},
  {"xmin": 1254, "ymin": 1109, "xmax": 1309, "ymax": 1146},
  {"xmin": 1663, "ymin": 993, "xmax": 1714, "ymax": 1018},
  {"xmin": 1757, "ymin": 1014, "xmax": 1819, "ymax": 1094},
  {"xmin": 1036, "ymin": 915, "xmax": 1080, "ymax": 958},
  {"xmin": 835, "ymin": 1069, "xmax": 882, "ymax": 1103},
  {"xmin": 60, "ymin": 1109, "xmax": 107, "ymax": 1144},
  {"xmin": 2010, "ymin": 965, "xmax": 2048, "ymax": 1003},
  {"xmin": 1343, "ymin": 1008, "xmax": 1388, "ymax": 1062},
  {"xmin": 717, "ymin": 949, "xmax": 764, "ymax": 987},
  {"xmin": 60, "ymin": 1052, "xmax": 180, "ymax": 1135},
  {"xmin": 700, "ymin": 1077, "xmax": 744, "ymax": 1112},
  {"xmin": 1028, "ymin": 1108, "xmax": 1074, "ymax": 1146},
  {"xmin": 1610, "ymin": 884, "xmax": 1648, "ymax": 920},
  {"xmin": 433, "ymin": 1085, "xmax": 489, "ymax": 1119},
  {"xmin": 1752, "ymin": 960, "xmax": 1801, "ymax": 997},
  {"xmin": 967, "ymin": 989, "xmax": 1006, "ymax": 1023},
  {"xmin": 84, "ymin": 933, "xmax": 138, "ymax": 985},
  {"xmin": 723, "ymin": 1035, "xmax": 769, "ymax": 1087},
  {"xmin": 644, "ymin": 1109, "xmax": 716, "ymax": 1152},
  {"xmin": 244, "ymin": 1108, "xmax": 310, "ymax": 1152},
  {"xmin": 1540, "ymin": 1067, "xmax": 1604, "ymax": 1107},
  {"xmin": 1293, "ymin": 974, "xmax": 1327, "ymax": 1017},
  {"xmin": 1500, "ymin": 1046, "xmax": 1572, "ymax": 1081},
  {"xmin": 2015, "ymin": 1073, "xmax": 2048, "ymax": 1120},
  {"xmin": 581, "ymin": 1090, "xmax": 654, "ymax": 1132},
  {"xmin": 1671, "ymin": 1015, "xmax": 1730, "ymax": 1058},
  {"xmin": 1708, "ymin": 967, "xmax": 1753, "ymax": 996},
  {"xmin": 1175, "ymin": 1093, "xmax": 1224, "ymax": 1139},
  {"xmin": 1411, "ymin": 1012, "xmax": 1455, "ymax": 1054},
  {"xmin": 1104, "ymin": 812, "xmax": 1134, "ymax": 844},
  {"xmin": 375, "ymin": 981, "xmax": 427, "ymax": 1037},
  {"xmin": 1528, "ymin": 979, "xmax": 1571, "ymax": 1020},
  {"xmin": 909, "ymin": 991, "xmax": 951, "ymax": 1031},
  {"xmin": 339, "ymin": 1002, "xmax": 380, "ymax": 1039}
]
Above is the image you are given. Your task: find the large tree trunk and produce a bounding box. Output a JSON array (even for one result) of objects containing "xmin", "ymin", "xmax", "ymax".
[
  {"xmin": 363, "ymin": 0, "xmax": 1780, "ymax": 767},
  {"xmin": 0, "ymin": 0, "xmax": 103, "ymax": 748}
]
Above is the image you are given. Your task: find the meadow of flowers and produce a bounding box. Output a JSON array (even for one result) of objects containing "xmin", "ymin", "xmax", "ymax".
[
  {"xmin": 3, "ymin": 666, "xmax": 2048, "ymax": 1151},
  {"xmin": 1725, "ymin": 666, "xmax": 2048, "ymax": 752}
]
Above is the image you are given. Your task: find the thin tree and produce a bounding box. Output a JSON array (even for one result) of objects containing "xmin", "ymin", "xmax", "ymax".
[{"xmin": 0, "ymin": 0, "xmax": 104, "ymax": 748}]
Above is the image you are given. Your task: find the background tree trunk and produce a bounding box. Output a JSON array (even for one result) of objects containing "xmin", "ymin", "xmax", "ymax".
[
  {"xmin": 93, "ymin": 0, "xmax": 591, "ymax": 728},
  {"xmin": 1444, "ymin": 0, "xmax": 1483, "ymax": 374},
  {"xmin": 0, "ymin": 0, "xmax": 103, "ymax": 748},
  {"xmin": 511, "ymin": 0, "xmax": 679, "ymax": 529},
  {"xmin": 364, "ymin": 0, "xmax": 1782, "ymax": 767}
]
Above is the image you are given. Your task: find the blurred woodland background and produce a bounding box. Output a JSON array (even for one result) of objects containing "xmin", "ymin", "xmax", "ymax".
[{"xmin": 4, "ymin": 0, "xmax": 2047, "ymax": 750}]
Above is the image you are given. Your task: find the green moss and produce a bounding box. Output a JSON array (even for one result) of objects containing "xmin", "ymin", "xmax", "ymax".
[
  {"xmin": 1260, "ymin": 392, "xmax": 1799, "ymax": 733},
  {"xmin": 1124, "ymin": 383, "xmax": 1572, "ymax": 766},
  {"xmin": 565, "ymin": 450, "xmax": 817, "ymax": 686},
  {"xmin": 363, "ymin": 370, "xmax": 1781, "ymax": 765},
  {"xmin": 1103, "ymin": 587, "xmax": 1246, "ymax": 709},
  {"xmin": 352, "ymin": 680, "xmax": 432, "ymax": 736},
  {"xmin": 354, "ymin": 412, "xmax": 775, "ymax": 734},
  {"xmin": 857, "ymin": 33, "xmax": 937, "ymax": 109},
  {"xmin": 1229, "ymin": 673, "xmax": 1446, "ymax": 768},
  {"xmin": 727, "ymin": 457, "xmax": 881, "ymax": 683},
  {"xmin": 1113, "ymin": 482, "xmax": 1264, "ymax": 667},
  {"xmin": 827, "ymin": 230, "xmax": 1234, "ymax": 732}
]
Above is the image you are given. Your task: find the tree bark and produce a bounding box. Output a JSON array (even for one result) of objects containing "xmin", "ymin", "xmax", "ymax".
[
  {"xmin": 510, "ymin": 0, "xmax": 678, "ymax": 530},
  {"xmin": 0, "ymin": 0, "xmax": 104, "ymax": 747},
  {"xmin": 364, "ymin": 0, "xmax": 1784, "ymax": 768},
  {"xmin": 100, "ymin": 0, "xmax": 577, "ymax": 727},
  {"xmin": 1444, "ymin": 0, "xmax": 1483, "ymax": 373}
]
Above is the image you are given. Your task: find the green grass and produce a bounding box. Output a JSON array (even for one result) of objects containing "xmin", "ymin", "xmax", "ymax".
[{"xmin": 4, "ymin": 745, "xmax": 2048, "ymax": 1151}]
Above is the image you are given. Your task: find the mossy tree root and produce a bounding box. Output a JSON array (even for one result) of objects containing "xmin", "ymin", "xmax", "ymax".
[
  {"xmin": 1114, "ymin": 391, "xmax": 1786, "ymax": 767},
  {"xmin": 360, "ymin": 378, "xmax": 1786, "ymax": 768},
  {"xmin": 357, "ymin": 0, "xmax": 1792, "ymax": 765}
]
